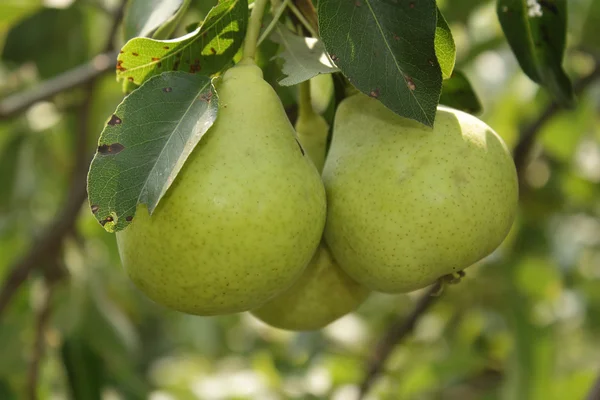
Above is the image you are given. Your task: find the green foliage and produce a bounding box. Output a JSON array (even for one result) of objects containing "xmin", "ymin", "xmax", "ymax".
[{"xmin": 1, "ymin": 0, "xmax": 600, "ymax": 399}]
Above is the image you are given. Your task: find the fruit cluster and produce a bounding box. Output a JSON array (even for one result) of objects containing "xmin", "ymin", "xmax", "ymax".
[{"xmin": 116, "ymin": 60, "xmax": 518, "ymax": 331}]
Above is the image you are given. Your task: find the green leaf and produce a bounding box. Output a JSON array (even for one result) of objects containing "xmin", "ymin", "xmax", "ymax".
[
  {"xmin": 271, "ymin": 25, "xmax": 338, "ymax": 86},
  {"xmin": 435, "ymin": 8, "xmax": 456, "ymax": 80},
  {"xmin": 318, "ymin": 0, "xmax": 442, "ymax": 127},
  {"xmin": 0, "ymin": 0, "xmax": 40, "ymax": 31},
  {"xmin": 1, "ymin": 5, "xmax": 88, "ymax": 79},
  {"xmin": 87, "ymin": 72, "xmax": 217, "ymax": 232},
  {"xmin": 116, "ymin": 0, "xmax": 247, "ymax": 90},
  {"xmin": 581, "ymin": 0, "xmax": 600, "ymax": 51},
  {"xmin": 439, "ymin": 71, "xmax": 482, "ymax": 114},
  {"xmin": 497, "ymin": 0, "xmax": 574, "ymax": 107},
  {"xmin": 61, "ymin": 336, "xmax": 105, "ymax": 400},
  {"xmin": 124, "ymin": 0, "xmax": 188, "ymax": 40},
  {"xmin": 153, "ymin": 0, "xmax": 192, "ymax": 40}
]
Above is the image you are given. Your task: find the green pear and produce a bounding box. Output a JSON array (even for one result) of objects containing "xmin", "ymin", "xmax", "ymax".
[
  {"xmin": 251, "ymin": 242, "xmax": 369, "ymax": 330},
  {"xmin": 116, "ymin": 60, "xmax": 326, "ymax": 316},
  {"xmin": 251, "ymin": 95, "xmax": 369, "ymax": 331},
  {"xmin": 323, "ymin": 93, "xmax": 518, "ymax": 293}
]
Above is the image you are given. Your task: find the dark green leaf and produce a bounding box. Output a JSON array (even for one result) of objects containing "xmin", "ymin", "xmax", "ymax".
[
  {"xmin": 439, "ymin": 71, "xmax": 482, "ymax": 114},
  {"xmin": 61, "ymin": 336, "xmax": 105, "ymax": 400},
  {"xmin": 318, "ymin": 0, "xmax": 442, "ymax": 126},
  {"xmin": 0, "ymin": 134, "xmax": 25, "ymax": 213},
  {"xmin": 2, "ymin": 5, "xmax": 88, "ymax": 78},
  {"xmin": 0, "ymin": 1, "xmax": 40, "ymax": 31},
  {"xmin": 435, "ymin": 8, "xmax": 456, "ymax": 80},
  {"xmin": 124, "ymin": 0, "xmax": 187, "ymax": 40},
  {"xmin": 497, "ymin": 0, "xmax": 574, "ymax": 107},
  {"xmin": 87, "ymin": 72, "xmax": 217, "ymax": 232},
  {"xmin": 272, "ymin": 25, "xmax": 338, "ymax": 86},
  {"xmin": 581, "ymin": 0, "xmax": 600, "ymax": 51},
  {"xmin": 116, "ymin": 0, "xmax": 247, "ymax": 90}
]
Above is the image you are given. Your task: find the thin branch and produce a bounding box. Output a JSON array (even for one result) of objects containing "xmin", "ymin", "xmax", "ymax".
[
  {"xmin": 586, "ymin": 374, "xmax": 600, "ymax": 400},
  {"xmin": 0, "ymin": 0, "xmax": 127, "ymax": 320},
  {"xmin": 512, "ymin": 63, "xmax": 600, "ymax": 182},
  {"xmin": 358, "ymin": 282, "xmax": 442, "ymax": 399},
  {"xmin": 0, "ymin": 51, "xmax": 118, "ymax": 120},
  {"xmin": 26, "ymin": 280, "xmax": 57, "ymax": 400},
  {"xmin": 293, "ymin": 0, "xmax": 319, "ymax": 34}
]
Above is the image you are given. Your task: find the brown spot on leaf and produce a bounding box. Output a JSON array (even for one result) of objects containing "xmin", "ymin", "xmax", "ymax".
[
  {"xmin": 163, "ymin": 46, "xmax": 170, "ymax": 50},
  {"xmin": 152, "ymin": 57, "xmax": 160, "ymax": 61},
  {"xmin": 393, "ymin": 34, "xmax": 400, "ymax": 41},
  {"xmin": 428, "ymin": 59, "xmax": 435, "ymax": 66},
  {"xmin": 210, "ymin": 47, "xmax": 217, "ymax": 55},
  {"xmin": 405, "ymin": 76, "xmax": 416, "ymax": 91},
  {"xmin": 127, "ymin": 77, "xmax": 134, "ymax": 82},
  {"xmin": 107, "ymin": 114, "xmax": 122, "ymax": 125},
  {"xmin": 98, "ymin": 143, "xmax": 125, "ymax": 155},
  {"xmin": 91, "ymin": 205, "xmax": 100, "ymax": 214},
  {"xmin": 369, "ymin": 88, "xmax": 380, "ymax": 98},
  {"xmin": 409, "ymin": 1, "xmax": 415, "ymax": 8},
  {"xmin": 355, "ymin": 0, "xmax": 361, "ymax": 6},
  {"xmin": 163, "ymin": 87, "xmax": 172, "ymax": 93},
  {"xmin": 116, "ymin": 60, "xmax": 126, "ymax": 72},
  {"xmin": 330, "ymin": 54, "xmax": 339, "ymax": 62},
  {"xmin": 132, "ymin": 52, "xmax": 139, "ymax": 56},
  {"xmin": 200, "ymin": 91, "xmax": 213, "ymax": 102},
  {"xmin": 126, "ymin": 216, "xmax": 133, "ymax": 222},
  {"xmin": 100, "ymin": 216, "xmax": 113, "ymax": 226},
  {"xmin": 119, "ymin": 50, "xmax": 124, "ymax": 54}
]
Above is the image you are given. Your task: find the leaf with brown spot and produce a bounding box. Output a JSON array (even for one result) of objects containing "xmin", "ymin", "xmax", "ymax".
[
  {"xmin": 115, "ymin": 0, "xmax": 248, "ymax": 92},
  {"xmin": 87, "ymin": 72, "xmax": 218, "ymax": 232}
]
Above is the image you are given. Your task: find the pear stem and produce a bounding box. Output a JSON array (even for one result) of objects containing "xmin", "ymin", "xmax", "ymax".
[
  {"xmin": 298, "ymin": 80, "xmax": 315, "ymax": 118},
  {"xmin": 242, "ymin": 0, "xmax": 269, "ymax": 62},
  {"xmin": 287, "ymin": 1, "xmax": 318, "ymax": 38},
  {"xmin": 257, "ymin": 0, "xmax": 290, "ymax": 46}
]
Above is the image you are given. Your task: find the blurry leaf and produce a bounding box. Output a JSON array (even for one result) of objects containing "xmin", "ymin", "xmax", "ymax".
[
  {"xmin": 116, "ymin": 0, "xmax": 247, "ymax": 90},
  {"xmin": 497, "ymin": 0, "xmax": 574, "ymax": 107},
  {"xmin": 0, "ymin": 133, "xmax": 25, "ymax": 213},
  {"xmin": 271, "ymin": 25, "xmax": 338, "ymax": 86},
  {"xmin": 514, "ymin": 257, "xmax": 561, "ymax": 301},
  {"xmin": 438, "ymin": 0, "xmax": 488, "ymax": 23},
  {"xmin": 318, "ymin": 0, "xmax": 442, "ymax": 126},
  {"xmin": 153, "ymin": 0, "xmax": 192, "ymax": 40},
  {"xmin": 87, "ymin": 72, "xmax": 217, "ymax": 232},
  {"xmin": 0, "ymin": 0, "xmax": 41, "ymax": 31},
  {"xmin": 2, "ymin": 5, "xmax": 88, "ymax": 78},
  {"xmin": 0, "ymin": 379, "xmax": 16, "ymax": 400},
  {"xmin": 124, "ymin": 0, "xmax": 189, "ymax": 40},
  {"xmin": 61, "ymin": 335, "xmax": 105, "ymax": 400},
  {"xmin": 439, "ymin": 70, "xmax": 482, "ymax": 114},
  {"xmin": 581, "ymin": 0, "xmax": 600, "ymax": 51},
  {"xmin": 435, "ymin": 8, "xmax": 456, "ymax": 80}
]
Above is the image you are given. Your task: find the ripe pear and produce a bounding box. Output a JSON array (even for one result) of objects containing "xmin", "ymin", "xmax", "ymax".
[
  {"xmin": 323, "ymin": 93, "xmax": 518, "ymax": 293},
  {"xmin": 251, "ymin": 99, "xmax": 369, "ymax": 331},
  {"xmin": 116, "ymin": 60, "xmax": 326, "ymax": 315}
]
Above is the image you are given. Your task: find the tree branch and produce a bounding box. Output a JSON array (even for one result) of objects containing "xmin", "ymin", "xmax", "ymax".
[
  {"xmin": 358, "ymin": 282, "xmax": 442, "ymax": 399},
  {"xmin": 26, "ymin": 280, "xmax": 57, "ymax": 400},
  {"xmin": 512, "ymin": 63, "xmax": 600, "ymax": 182},
  {"xmin": 0, "ymin": 0, "xmax": 127, "ymax": 320}
]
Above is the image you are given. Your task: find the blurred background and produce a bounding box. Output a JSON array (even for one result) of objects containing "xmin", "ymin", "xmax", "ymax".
[{"xmin": 1, "ymin": 0, "xmax": 600, "ymax": 399}]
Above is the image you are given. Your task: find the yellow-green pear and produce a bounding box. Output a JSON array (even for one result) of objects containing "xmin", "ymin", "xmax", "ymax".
[
  {"xmin": 323, "ymin": 93, "xmax": 518, "ymax": 293},
  {"xmin": 116, "ymin": 60, "xmax": 326, "ymax": 315},
  {"xmin": 251, "ymin": 91, "xmax": 369, "ymax": 331},
  {"xmin": 251, "ymin": 242, "xmax": 369, "ymax": 330}
]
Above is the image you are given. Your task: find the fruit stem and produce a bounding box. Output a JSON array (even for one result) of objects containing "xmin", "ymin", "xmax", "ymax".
[
  {"xmin": 242, "ymin": 0, "xmax": 269, "ymax": 62},
  {"xmin": 298, "ymin": 80, "xmax": 315, "ymax": 119},
  {"xmin": 257, "ymin": 0, "xmax": 290, "ymax": 46}
]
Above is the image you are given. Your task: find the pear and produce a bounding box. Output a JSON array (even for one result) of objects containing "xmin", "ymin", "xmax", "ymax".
[
  {"xmin": 251, "ymin": 242, "xmax": 369, "ymax": 330},
  {"xmin": 116, "ymin": 60, "xmax": 326, "ymax": 315},
  {"xmin": 251, "ymin": 95, "xmax": 369, "ymax": 331},
  {"xmin": 323, "ymin": 93, "xmax": 518, "ymax": 293}
]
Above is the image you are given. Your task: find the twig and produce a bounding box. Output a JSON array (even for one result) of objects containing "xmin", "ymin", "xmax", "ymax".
[
  {"xmin": 0, "ymin": 0, "xmax": 127, "ymax": 320},
  {"xmin": 0, "ymin": 51, "xmax": 118, "ymax": 120},
  {"xmin": 293, "ymin": 0, "xmax": 319, "ymax": 34},
  {"xmin": 512, "ymin": 63, "xmax": 600, "ymax": 182},
  {"xmin": 26, "ymin": 280, "xmax": 57, "ymax": 400},
  {"xmin": 586, "ymin": 374, "xmax": 600, "ymax": 400},
  {"xmin": 358, "ymin": 282, "xmax": 442, "ymax": 399}
]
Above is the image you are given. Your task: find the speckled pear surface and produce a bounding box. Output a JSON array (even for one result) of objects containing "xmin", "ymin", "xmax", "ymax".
[
  {"xmin": 251, "ymin": 242, "xmax": 369, "ymax": 330},
  {"xmin": 323, "ymin": 93, "xmax": 518, "ymax": 293},
  {"xmin": 116, "ymin": 62, "xmax": 326, "ymax": 315}
]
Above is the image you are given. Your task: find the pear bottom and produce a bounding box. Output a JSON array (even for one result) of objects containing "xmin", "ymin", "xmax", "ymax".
[{"xmin": 251, "ymin": 243, "xmax": 370, "ymax": 331}]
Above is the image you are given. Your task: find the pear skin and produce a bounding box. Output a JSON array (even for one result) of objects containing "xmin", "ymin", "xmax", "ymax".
[
  {"xmin": 116, "ymin": 62, "xmax": 326, "ymax": 315},
  {"xmin": 323, "ymin": 93, "xmax": 518, "ymax": 293}
]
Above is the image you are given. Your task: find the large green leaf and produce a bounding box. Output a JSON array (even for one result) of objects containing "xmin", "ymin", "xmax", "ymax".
[
  {"xmin": 318, "ymin": 0, "xmax": 442, "ymax": 126},
  {"xmin": 87, "ymin": 72, "xmax": 217, "ymax": 232},
  {"xmin": 61, "ymin": 336, "xmax": 105, "ymax": 400},
  {"xmin": 124, "ymin": 0, "xmax": 188, "ymax": 40},
  {"xmin": 116, "ymin": 0, "xmax": 247, "ymax": 91},
  {"xmin": 497, "ymin": 0, "xmax": 574, "ymax": 107},
  {"xmin": 271, "ymin": 24, "xmax": 338, "ymax": 86},
  {"xmin": 439, "ymin": 70, "xmax": 482, "ymax": 114},
  {"xmin": 2, "ymin": 5, "xmax": 88, "ymax": 78}
]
